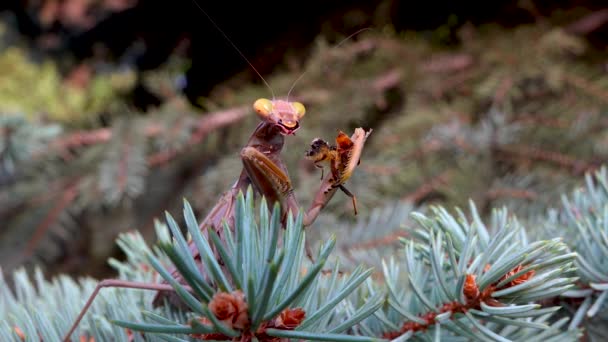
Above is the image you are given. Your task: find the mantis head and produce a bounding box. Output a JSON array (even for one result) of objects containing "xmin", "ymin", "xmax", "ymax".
[{"xmin": 253, "ymin": 98, "xmax": 306, "ymax": 135}]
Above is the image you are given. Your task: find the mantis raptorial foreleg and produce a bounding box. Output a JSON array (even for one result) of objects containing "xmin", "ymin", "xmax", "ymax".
[
  {"xmin": 241, "ymin": 145, "xmax": 334, "ymax": 227},
  {"xmin": 63, "ymin": 280, "xmax": 193, "ymax": 341},
  {"xmin": 241, "ymin": 146, "xmax": 294, "ymax": 212}
]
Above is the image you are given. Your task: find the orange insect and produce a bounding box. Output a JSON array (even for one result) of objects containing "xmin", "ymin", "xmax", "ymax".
[{"xmin": 306, "ymin": 129, "xmax": 372, "ymax": 215}]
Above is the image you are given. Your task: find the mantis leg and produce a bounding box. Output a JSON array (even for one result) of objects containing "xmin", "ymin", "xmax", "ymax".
[
  {"xmin": 64, "ymin": 280, "xmax": 193, "ymax": 342},
  {"xmin": 289, "ymin": 173, "xmax": 339, "ymax": 227},
  {"xmin": 241, "ymin": 146, "xmax": 337, "ymax": 227},
  {"xmin": 337, "ymin": 184, "xmax": 358, "ymax": 215},
  {"xmin": 241, "ymin": 146, "xmax": 293, "ymax": 215}
]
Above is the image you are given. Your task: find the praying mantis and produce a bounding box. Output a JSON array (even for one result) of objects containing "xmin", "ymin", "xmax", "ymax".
[
  {"xmin": 63, "ymin": 97, "xmax": 372, "ymax": 341},
  {"xmin": 62, "ymin": 3, "xmax": 372, "ymax": 340},
  {"xmin": 152, "ymin": 98, "xmax": 372, "ymax": 307},
  {"xmin": 194, "ymin": 99, "xmax": 370, "ymax": 234}
]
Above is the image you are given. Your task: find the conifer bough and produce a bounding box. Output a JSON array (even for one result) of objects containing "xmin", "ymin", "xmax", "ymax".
[{"xmin": 3, "ymin": 171, "xmax": 604, "ymax": 341}]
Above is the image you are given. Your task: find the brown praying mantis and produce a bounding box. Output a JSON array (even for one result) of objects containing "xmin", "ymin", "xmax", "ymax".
[
  {"xmin": 151, "ymin": 99, "xmax": 372, "ymax": 307},
  {"xmin": 63, "ymin": 97, "xmax": 372, "ymax": 341},
  {"xmin": 194, "ymin": 100, "xmax": 371, "ymax": 234},
  {"xmin": 62, "ymin": 3, "xmax": 372, "ymax": 340}
]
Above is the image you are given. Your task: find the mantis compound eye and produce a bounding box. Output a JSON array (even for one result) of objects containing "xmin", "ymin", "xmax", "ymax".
[
  {"xmin": 292, "ymin": 101, "xmax": 306, "ymax": 119},
  {"xmin": 253, "ymin": 98, "xmax": 274, "ymax": 119}
]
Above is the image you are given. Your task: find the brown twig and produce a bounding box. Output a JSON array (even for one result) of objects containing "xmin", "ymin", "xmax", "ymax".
[
  {"xmin": 41, "ymin": 106, "xmax": 249, "ymax": 167},
  {"xmin": 347, "ymin": 231, "xmax": 408, "ymax": 251},
  {"xmin": 496, "ymin": 144, "xmax": 597, "ymax": 174},
  {"xmin": 23, "ymin": 179, "xmax": 80, "ymax": 258},
  {"xmin": 337, "ymin": 38, "xmax": 377, "ymax": 59},
  {"xmin": 371, "ymin": 68, "xmax": 402, "ymax": 92},
  {"xmin": 431, "ymin": 69, "xmax": 476, "ymax": 99},
  {"xmin": 361, "ymin": 164, "xmax": 400, "ymax": 176},
  {"xmin": 117, "ymin": 134, "xmax": 131, "ymax": 195},
  {"xmin": 564, "ymin": 9, "xmax": 608, "ymax": 36},
  {"xmin": 46, "ymin": 128, "xmax": 112, "ymax": 157},
  {"xmin": 564, "ymin": 73, "xmax": 608, "ymax": 104},
  {"xmin": 421, "ymin": 53, "xmax": 473, "ymax": 74},
  {"xmin": 486, "ymin": 187, "xmax": 538, "ymax": 201},
  {"xmin": 42, "ymin": 125, "xmax": 161, "ymax": 159},
  {"xmin": 148, "ymin": 106, "xmax": 249, "ymax": 166},
  {"xmin": 513, "ymin": 115, "xmax": 570, "ymax": 129},
  {"xmin": 402, "ymin": 170, "xmax": 452, "ymax": 203},
  {"xmin": 43, "ymin": 105, "xmax": 248, "ymax": 158}
]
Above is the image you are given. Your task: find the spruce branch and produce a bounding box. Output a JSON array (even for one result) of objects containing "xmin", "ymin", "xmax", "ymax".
[
  {"xmin": 495, "ymin": 145, "xmax": 598, "ymax": 175},
  {"xmin": 1, "ymin": 229, "xmax": 175, "ymax": 342},
  {"xmin": 147, "ymin": 105, "xmax": 249, "ymax": 166},
  {"xmin": 549, "ymin": 166, "xmax": 608, "ymax": 333},
  {"xmin": 41, "ymin": 105, "xmax": 249, "ymax": 167},
  {"xmin": 112, "ymin": 188, "xmax": 379, "ymax": 341},
  {"xmin": 313, "ymin": 201, "xmax": 413, "ymax": 272},
  {"xmin": 402, "ymin": 170, "xmax": 452, "ymax": 204},
  {"xmin": 485, "ymin": 187, "xmax": 538, "ymax": 201},
  {"xmin": 98, "ymin": 118, "xmax": 147, "ymax": 204},
  {"xmin": 366, "ymin": 202, "xmax": 579, "ymax": 340},
  {"xmin": 0, "ymin": 115, "xmax": 62, "ymax": 183},
  {"xmin": 22, "ymin": 179, "xmax": 80, "ymax": 258}
]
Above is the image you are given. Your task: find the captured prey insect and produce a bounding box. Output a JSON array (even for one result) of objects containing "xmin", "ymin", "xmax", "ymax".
[{"xmin": 305, "ymin": 130, "xmax": 372, "ymax": 215}]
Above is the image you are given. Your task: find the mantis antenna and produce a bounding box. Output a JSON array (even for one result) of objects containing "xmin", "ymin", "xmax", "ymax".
[
  {"xmin": 286, "ymin": 27, "xmax": 374, "ymax": 101},
  {"xmin": 189, "ymin": 0, "xmax": 276, "ymax": 99}
]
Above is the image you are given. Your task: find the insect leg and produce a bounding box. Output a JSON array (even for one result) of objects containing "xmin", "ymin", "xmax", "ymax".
[
  {"xmin": 64, "ymin": 280, "xmax": 193, "ymax": 342},
  {"xmin": 241, "ymin": 146, "xmax": 330, "ymax": 228},
  {"xmin": 314, "ymin": 163, "xmax": 325, "ymax": 180},
  {"xmin": 338, "ymin": 184, "xmax": 358, "ymax": 215}
]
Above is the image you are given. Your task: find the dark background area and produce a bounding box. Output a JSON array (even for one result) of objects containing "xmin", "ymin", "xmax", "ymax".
[{"xmin": 2, "ymin": 0, "xmax": 607, "ymax": 111}]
